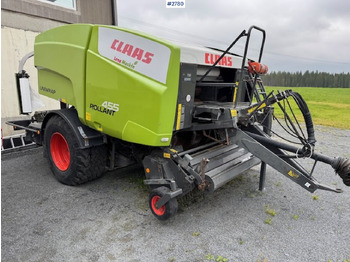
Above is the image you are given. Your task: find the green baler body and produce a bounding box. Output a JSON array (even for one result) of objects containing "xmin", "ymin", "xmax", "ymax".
[{"xmin": 35, "ymin": 24, "xmax": 181, "ymax": 146}]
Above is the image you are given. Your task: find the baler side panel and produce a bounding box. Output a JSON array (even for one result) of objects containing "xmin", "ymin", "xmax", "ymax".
[
  {"xmin": 85, "ymin": 26, "xmax": 181, "ymax": 146},
  {"xmin": 34, "ymin": 24, "xmax": 93, "ymax": 124},
  {"xmin": 174, "ymin": 63, "xmax": 197, "ymax": 130}
]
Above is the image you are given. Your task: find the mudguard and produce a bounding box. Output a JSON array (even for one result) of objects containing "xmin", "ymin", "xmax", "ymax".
[{"xmin": 42, "ymin": 108, "xmax": 105, "ymax": 148}]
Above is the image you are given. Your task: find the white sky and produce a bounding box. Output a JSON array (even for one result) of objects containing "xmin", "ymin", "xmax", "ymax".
[{"xmin": 117, "ymin": 0, "xmax": 350, "ymax": 73}]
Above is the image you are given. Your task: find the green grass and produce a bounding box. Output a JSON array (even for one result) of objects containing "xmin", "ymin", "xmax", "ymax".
[{"xmin": 264, "ymin": 87, "xmax": 350, "ymax": 129}]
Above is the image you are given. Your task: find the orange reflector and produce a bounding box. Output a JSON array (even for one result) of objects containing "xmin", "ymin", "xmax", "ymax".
[{"xmin": 146, "ymin": 168, "xmax": 150, "ymax": 173}]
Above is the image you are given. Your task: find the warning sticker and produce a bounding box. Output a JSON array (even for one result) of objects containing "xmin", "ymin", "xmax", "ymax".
[{"xmin": 288, "ymin": 170, "xmax": 299, "ymax": 179}]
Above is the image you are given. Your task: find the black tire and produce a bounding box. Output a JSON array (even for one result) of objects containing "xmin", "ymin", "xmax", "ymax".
[
  {"xmin": 44, "ymin": 115, "xmax": 107, "ymax": 186},
  {"xmin": 149, "ymin": 186, "xmax": 178, "ymax": 220}
]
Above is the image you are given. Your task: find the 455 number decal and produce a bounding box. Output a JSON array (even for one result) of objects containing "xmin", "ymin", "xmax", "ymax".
[
  {"xmin": 102, "ymin": 101, "xmax": 119, "ymax": 112},
  {"xmin": 90, "ymin": 100, "xmax": 119, "ymax": 116}
]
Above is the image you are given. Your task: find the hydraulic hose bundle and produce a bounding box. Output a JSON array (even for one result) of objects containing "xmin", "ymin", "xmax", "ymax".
[
  {"xmin": 247, "ymin": 89, "xmax": 316, "ymax": 151},
  {"xmin": 287, "ymin": 91, "xmax": 316, "ymax": 146},
  {"xmin": 246, "ymin": 89, "xmax": 350, "ymax": 187}
]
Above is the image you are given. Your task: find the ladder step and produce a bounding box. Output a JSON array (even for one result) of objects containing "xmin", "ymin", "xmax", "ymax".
[{"xmin": 1, "ymin": 134, "xmax": 35, "ymax": 151}]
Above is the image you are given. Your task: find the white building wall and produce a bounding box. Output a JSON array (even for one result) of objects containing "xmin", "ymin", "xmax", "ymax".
[{"xmin": 1, "ymin": 27, "xmax": 60, "ymax": 136}]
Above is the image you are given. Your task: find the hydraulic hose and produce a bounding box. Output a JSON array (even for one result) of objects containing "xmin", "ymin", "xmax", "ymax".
[
  {"xmin": 260, "ymin": 90, "xmax": 316, "ymax": 146},
  {"xmin": 288, "ymin": 91, "xmax": 316, "ymax": 146}
]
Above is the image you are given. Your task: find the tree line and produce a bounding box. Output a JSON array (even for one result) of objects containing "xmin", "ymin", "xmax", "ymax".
[{"xmin": 262, "ymin": 71, "xmax": 350, "ymax": 88}]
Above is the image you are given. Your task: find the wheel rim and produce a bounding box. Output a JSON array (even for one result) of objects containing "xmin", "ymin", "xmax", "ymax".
[
  {"xmin": 50, "ymin": 132, "xmax": 70, "ymax": 171},
  {"xmin": 151, "ymin": 196, "xmax": 166, "ymax": 216}
]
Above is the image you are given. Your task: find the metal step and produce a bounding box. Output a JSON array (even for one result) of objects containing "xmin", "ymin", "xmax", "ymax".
[
  {"xmin": 184, "ymin": 142, "xmax": 261, "ymax": 192},
  {"xmin": 1, "ymin": 133, "xmax": 35, "ymax": 152}
]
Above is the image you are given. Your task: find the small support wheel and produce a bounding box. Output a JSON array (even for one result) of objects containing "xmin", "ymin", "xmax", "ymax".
[{"xmin": 149, "ymin": 187, "xmax": 178, "ymax": 220}]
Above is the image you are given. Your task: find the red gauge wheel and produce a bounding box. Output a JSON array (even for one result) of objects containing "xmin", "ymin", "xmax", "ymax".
[
  {"xmin": 149, "ymin": 187, "xmax": 178, "ymax": 220},
  {"xmin": 150, "ymin": 195, "xmax": 166, "ymax": 216}
]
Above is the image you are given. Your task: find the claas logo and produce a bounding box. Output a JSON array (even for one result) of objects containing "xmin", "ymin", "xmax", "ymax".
[
  {"xmin": 110, "ymin": 39, "xmax": 154, "ymax": 64},
  {"xmin": 205, "ymin": 53, "xmax": 233, "ymax": 67}
]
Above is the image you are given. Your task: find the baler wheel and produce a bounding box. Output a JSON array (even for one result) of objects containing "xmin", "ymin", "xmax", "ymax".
[
  {"xmin": 44, "ymin": 115, "xmax": 107, "ymax": 185},
  {"xmin": 149, "ymin": 187, "xmax": 178, "ymax": 220},
  {"xmin": 50, "ymin": 132, "xmax": 70, "ymax": 171}
]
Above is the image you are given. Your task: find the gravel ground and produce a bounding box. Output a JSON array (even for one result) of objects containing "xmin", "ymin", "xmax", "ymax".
[{"xmin": 1, "ymin": 125, "xmax": 350, "ymax": 262}]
